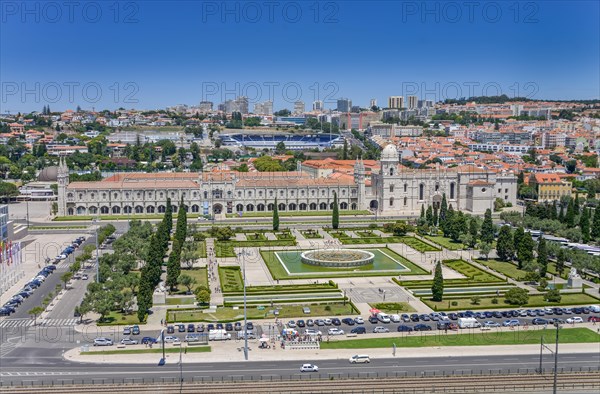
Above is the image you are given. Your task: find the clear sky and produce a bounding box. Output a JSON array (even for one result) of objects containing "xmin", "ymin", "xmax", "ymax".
[{"xmin": 1, "ymin": 0, "xmax": 598, "ymax": 113}]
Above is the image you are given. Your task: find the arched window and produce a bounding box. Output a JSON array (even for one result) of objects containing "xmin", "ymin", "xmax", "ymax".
[
  {"xmin": 147, "ymin": 206, "xmax": 155, "ymax": 213},
  {"xmin": 351, "ymin": 203, "xmax": 357, "ymax": 210},
  {"xmin": 289, "ymin": 203, "xmax": 297, "ymax": 211},
  {"xmin": 78, "ymin": 194, "xmax": 83, "ymax": 199},
  {"xmin": 450, "ymin": 182, "xmax": 455, "ymax": 199},
  {"xmin": 77, "ymin": 206, "xmax": 86, "ymax": 215},
  {"xmin": 278, "ymin": 203, "xmax": 286, "ymax": 211},
  {"xmin": 191, "ymin": 205, "xmax": 199, "ymax": 213},
  {"xmin": 246, "ymin": 204, "xmax": 254, "ymax": 212},
  {"xmin": 68, "ymin": 208, "xmax": 74, "ymax": 215},
  {"xmin": 204, "ymin": 191, "xmax": 208, "ymax": 199},
  {"xmin": 157, "ymin": 205, "xmax": 165, "ymax": 213},
  {"xmin": 236, "ymin": 204, "xmax": 244, "ymax": 212},
  {"xmin": 390, "ymin": 197, "xmax": 394, "ymax": 207},
  {"xmin": 319, "ymin": 202, "xmax": 327, "ymax": 210},
  {"xmin": 435, "ymin": 183, "xmax": 439, "ymax": 192},
  {"xmin": 340, "ymin": 202, "xmax": 348, "ymax": 210},
  {"xmin": 67, "ymin": 193, "xmax": 74, "ymax": 199},
  {"xmin": 257, "ymin": 204, "xmax": 265, "ymax": 211},
  {"xmin": 404, "ymin": 183, "xmax": 408, "ymax": 192},
  {"xmin": 135, "ymin": 205, "xmax": 143, "ymax": 213},
  {"xmin": 390, "ymin": 167, "xmax": 394, "ymax": 176},
  {"xmin": 309, "ymin": 203, "xmax": 317, "ymax": 210},
  {"xmin": 112, "ymin": 206, "xmax": 120, "ymax": 214},
  {"xmin": 89, "ymin": 206, "xmax": 98, "ymax": 214},
  {"xmin": 419, "ymin": 184, "xmax": 424, "ymax": 200},
  {"xmin": 124, "ymin": 206, "xmax": 132, "ymax": 214},
  {"xmin": 100, "ymin": 206, "xmax": 109, "ymax": 214},
  {"xmin": 114, "ymin": 193, "xmax": 118, "ymax": 199},
  {"xmin": 404, "ymin": 197, "xmax": 408, "ymax": 206},
  {"xmin": 267, "ymin": 203, "xmax": 274, "ymax": 211},
  {"xmin": 102, "ymin": 193, "xmax": 107, "ymax": 199},
  {"xmin": 390, "ymin": 184, "xmax": 394, "ymax": 193},
  {"xmin": 299, "ymin": 203, "xmax": 307, "ymax": 211}
]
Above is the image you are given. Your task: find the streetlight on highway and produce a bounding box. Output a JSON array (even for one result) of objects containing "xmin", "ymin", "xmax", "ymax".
[
  {"xmin": 238, "ymin": 251, "xmax": 249, "ymax": 360},
  {"xmin": 93, "ymin": 217, "xmax": 101, "ymax": 283}
]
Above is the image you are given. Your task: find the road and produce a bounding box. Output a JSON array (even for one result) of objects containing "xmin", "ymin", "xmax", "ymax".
[{"xmin": 0, "ymin": 353, "xmax": 598, "ymax": 387}]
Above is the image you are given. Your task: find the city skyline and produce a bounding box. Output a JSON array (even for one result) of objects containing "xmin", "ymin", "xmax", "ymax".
[{"xmin": 1, "ymin": 1, "xmax": 598, "ymax": 112}]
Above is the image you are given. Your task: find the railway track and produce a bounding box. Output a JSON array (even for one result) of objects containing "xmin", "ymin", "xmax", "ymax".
[{"xmin": 1, "ymin": 372, "xmax": 599, "ymax": 393}]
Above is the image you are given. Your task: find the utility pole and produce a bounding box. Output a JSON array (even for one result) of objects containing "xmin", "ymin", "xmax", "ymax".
[
  {"xmin": 553, "ymin": 323, "xmax": 559, "ymax": 394},
  {"xmin": 93, "ymin": 218, "xmax": 100, "ymax": 282}
]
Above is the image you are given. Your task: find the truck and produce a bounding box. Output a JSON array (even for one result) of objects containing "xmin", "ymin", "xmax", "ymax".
[
  {"xmin": 457, "ymin": 317, "xmax": 481, "ymax": 329},
  {"xmin": 208, "ymin": 329, "xmax": 231, "ymax": 341}
]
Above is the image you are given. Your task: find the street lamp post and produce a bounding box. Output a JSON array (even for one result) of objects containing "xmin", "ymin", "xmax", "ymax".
[
  {"xmin": 553, "ymin": 323, "xmax": 559, "ymax": 394},
  {"xmin": 239, "ymin": 252, "xmax": 248, "ymax": 360},
  {"xmin": 93, "ymin": 218, "xmax": 100, "ymax": 282}
]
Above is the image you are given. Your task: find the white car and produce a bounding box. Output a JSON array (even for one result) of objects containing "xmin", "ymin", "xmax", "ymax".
[
  {"xmin": 324, "ymin": 318, "xmax": 332, "ymax": 325},
  {"xmin": 160, "ymin": 335, "xmax": 180, "ymax": 343},
  {"xmin": 566, "ymin": 316, "xmax": 583, "ymax": 324},
  {"xmin": 483, "ymin": 321, "xmax": 500, "ymax": 328},
  {"xmin": 328, "ymin": 328, "xmax": 344, "ymax": 335},
  {"xmin": 349, "ymin": 354, "xmax": 371, "ymax": 363},
  {"xmin": 93, "ymin": 337, "xmax": 113, "ymax": 346},
  {"xmin": 287, "ymin": 320, "xmax": 297, "ymax": 328},
  {"xmin": 300, "ymin": 364, "xmax": 319, "ymax": 372},
  {"xmin": 120, "ymin": 338, "xmax": 138, "ymax": 345},
  {"xmin": 305, "ymin": 329, "xmax": 322, "ymax": 336},
  {"xmin": 390, "ymin": 314, "xmax": 401, "ymax": 323},
  {"xmin": 373, "ymin": 326, "xmax": 390, "ymax": 333},
  {"xmin": 354, "ymin": 316, "xmax": 364, "ymax": 324},
  {"xmin": 82, "ymin": 274, "xmax": 89, "ymax": 280}
]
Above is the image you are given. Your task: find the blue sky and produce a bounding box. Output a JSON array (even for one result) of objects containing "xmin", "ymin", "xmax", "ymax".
[{"xmin": 1, "ymin": 0, "xmax": 598, "ymax": 112}]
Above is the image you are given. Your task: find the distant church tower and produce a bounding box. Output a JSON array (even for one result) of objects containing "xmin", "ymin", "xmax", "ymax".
[
  {"xmin": 354, "ymin": 157, "xmax": 366, "ymax": 209},
  {"xmin": 57, "ymin": 155, "xmax": 68, "ymax": 216},
  {"xmin": 380, "ymin": 144, "xmax": 400, "ymax": 177}
]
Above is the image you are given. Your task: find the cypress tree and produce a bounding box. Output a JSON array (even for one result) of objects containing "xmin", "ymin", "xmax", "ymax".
[
  {"xmin": 165, "ymin": 198, "xmax": 173, "ymax": 234},
  {"xmin": 166, "ymin": 238, "xmax": 182, "ymax": 292},
  {"xmin": 537, "ymin": 237, "xmax": 548, "ymax": 277},
  {"xmin": 426, "ymin": 205, "xmax": 433, "ymax": 226},
  {"xmin": 480, "ymin": 208, "xmax": 495, "ymax": 244},
  {"xmin": 580, "ymin": 207, "xmax": 590, "ymax": 243},
  {"xmin": 433, "ymin": 206, "xmax": 439, "ymax": 227},
  {"xmin": 420, "ymin": 205, "xmax": 425, "ymax": 219},
  {"xmin": 175, "ymin": 197, "xmax": 187, "ymax": 243},
  {"xmin": 513, "ymin": 226, "xmax": 525, "ymax": 269},
  {"xmin": 591, "ymin": 208, "xmax": 600, "ymax": 240},
  {"xmin": 574, "ymin": 193, "xmax": 580, "ymax": 215},
  {"xmin": 565, "ymin": 198, "xmax": 575, "ymax": 226},
  {"xmin": 517, "ymin": 232, "xmax": 535, "ymax": 270},
  {"xmin": 551, "ymin": 200, "xmax": 558, "ymax": 220},
  {"xmin": 431, "ymin": 261, "xmax": 444, "ymax": 302},
  {"xmin": 469, "ymin": 217, "xmax": 479, "ymax": 248},
  {"xmin": 273, "ymin": 197, "xmax": 279, "ymax": 231},
  {"xmin": 332, "ymin": 192, "xmax": 339, "ymax": 229},
  {"xmin": 496, "ymin": 225, "xmax": 514, "ymax": 261},
  {"xmin": 558, "ymin": 203, "xmax": 565, "ymax": 222},
  {"xmin": 439, "ymin": 194, "xmax": 448, "ymax": 227}
]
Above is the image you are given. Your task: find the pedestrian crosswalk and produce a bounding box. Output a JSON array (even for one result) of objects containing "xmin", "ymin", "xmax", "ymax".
[{"xmin": 0, "ymin": 318, "xmax": 79, "ymax": 328}]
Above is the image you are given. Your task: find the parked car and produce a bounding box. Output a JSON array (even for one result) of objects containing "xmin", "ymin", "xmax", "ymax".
[
  {"xmin": 167, "ymin": 325, "xmax": 175, "ymax": 334},
  {"xmin": 306, "ymin": 319, "xmax": 315, "ymax": 327},
  {"xmin": 123, "ymin": 326, "xmax": 132, "ymax": 335},
  {"xmin": 368, "ymin": 315, "xmax": 378, "ymax": 324},
  {"xmin": 120, "ymin": 338, "xmax": 138, "ymax": 345},
  {"xmin": 587, "ymin": 316, "xmax": 600, "ymax": 323},
  {"xmin": 297, "ymin": 319, "xmax": 306, "ymax": 328},
  {"xmin": 287, "ymin": 320, "xmax": 297, "ymax": 328},
  {"xmin": 328, "ymin": 327, "xmax": 344, "ymax": 335},
  {"xmin": 185, "ymin": 334, "xmax": 201, "ymax": 342},
  {"xmin": 225, "ymin": 323, "xmax": 234, "ymax": 331},
  {"xmin": 131, "ymin": 325, "xmax": 140, "ymax": 335},
  {"xmin": 161, "ymin": 336, "xmax": 180, "ymax": 343},
  {"xmin": 177, "ymin": 324, "xmax": 186, "ymax": 332},
  {"xmin": 324, "ymin": 318, "xmax": 332, "ymax": 325},
  {"xmin": 502, "ymin": 319, "xmax": 520, "ymax": 327},
  {"xmin": 82, "ymin": 274, "xmax": 89, "ymax": 280},
  {"xmin": 0, "ymin": 307, "xmax": 12, "ymax": 316},
  {"xmin": 566, "ymin": 316, "xmax": 583, "ymax": 324},
  {"xmin": 234, "ymin": 322, "xmax": 242, "ymax": 331},
  {"xmin": 197, "ymin": 324, "xmax": 205, "ymax": 332},
  {"xmin": 350, "ymin": 326, "xmax": 366, "ymax": 334},
  {"xmin": 401, "ymin": 314, "xmax": 411, "ymax": 322},
  {"xmin": 483, "ymin": 321, "xmax": 500, "ymax": 328},
  {"xmin": 349, "ymin": 355, "xmax": 370, "ymax": 363},
  {"xmin": 531, "ymin": 318, "xmax": 548, "ymax": 325},
  {"xmin": 300, "ymin": 364, "xmax": 319, "ymax": 372},
  {"xmin": 141, "ymin": 337, "xmax": 157, "ymax": 344},
  {"xmin": 305, "ymin": 329, "xmax": 322, "ymax": 336},
  {"xmin": 373, "ymin": 326, "xmax": 389, "ymax": 333},
  {"xmin": 187, "ymin": 324, "xmax": 195, "ymax": 332},
  {"xmin": 397, "ymin": 325, "xmax": 413, "ymax": 332},
  {"xmin": 414, "ymin": 324, "xmax": 432, "ymax": 331},
  {"xmin": 315, "ymin": 319, "xmax": 325, "ymax": 326},
  {"xmin": 331, "ymin": 318, "xmax": 341, "ymax": 326},
  {"xmin": 93, "ymin": 337, "xmax": 113, "ymax": 346},
  {"xmin": 354, "ymin": 316, "xmax": 364, "ymax": 324},
  {"xmin": 341, "ymin": 318, "xmax": 355, "ymax": 325}
]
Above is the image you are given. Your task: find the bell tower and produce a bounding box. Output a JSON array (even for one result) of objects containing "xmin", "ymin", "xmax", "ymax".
[
  {"xmin": 57, "ymin": 155, "xmax": 68, "ymax": 216},
  {"xmin": 354, "ymin": 157, "xmax": 366, "ymax": 209}
]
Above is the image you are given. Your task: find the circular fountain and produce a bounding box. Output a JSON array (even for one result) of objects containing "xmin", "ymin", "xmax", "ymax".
[{"xmin": 300, "ymin": 249, "xmax": 374, "ymax": 268}]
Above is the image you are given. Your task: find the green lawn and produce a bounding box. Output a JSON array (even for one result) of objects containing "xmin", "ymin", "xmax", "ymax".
[
  {"xmin": 475, "ymin": 259, "xmax": 528, "ymax": 280},
  {"xmin": 198, "ymin": 240, "xmax": 207, "ymax": 258},
  {"xmin": 422, "ymin": 292, "xmax": 600, "ymax": 311},
  {"xmin": 84, "ymin": 346, "xmax": 211, "ymax": 355},
  {"xmin": 425, "ymin": 235, "xmax": 464, "ymax": 250},
  {"xmin": 319, "ymin": 328, "xmax": 599, "ymax": 349},
  {"xmin": 172, "ymin": 268, "xmax": 208, "ymax": 295},
  {"xmin": 215, "ymin": 243, "xmax": 236, "ymax": 257},
  {"xmin": 301, "ymin": 230, "xmax": 323, "ymax": 239},
  {"xmin": 219, "ymin": 266, "xmax": 243, "ymax": 292},
  {"xmin": 444, "ymin": 259, "xmax": 503, "ymax": 283},
  {"xmin": 369, "ymin": 302, "xmax": 415, "ymax": 313},
  {"xmin": 97, "ymin": 311, "xmax": 142, "ymax": 326}
]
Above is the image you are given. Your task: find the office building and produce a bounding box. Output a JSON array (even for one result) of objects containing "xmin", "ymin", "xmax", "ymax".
[
  {"xmin": 312, "ymin": 100, "xmax": 324, "ymax": 111},
  {"xmin": 388, "ymin": 96, "xmax": 404, "ymax": 109},
  {"xmin": 407, "ymin": 95, "xmax": 418, "ymax": 109},
  {"xmin": 293, "ymin": 101, "xmax": 305, "ymax": 115},
  {"xmin": 337, "ymin": 98, "xmax": 352, "ymax": 113}
]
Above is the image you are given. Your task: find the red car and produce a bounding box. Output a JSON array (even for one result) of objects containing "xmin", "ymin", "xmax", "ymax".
[{"xmin": 588, "ymin": 316, "xmax": 600, "ymax": 322}]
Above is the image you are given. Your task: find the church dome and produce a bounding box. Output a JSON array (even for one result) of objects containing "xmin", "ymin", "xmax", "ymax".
[
  {"xmin": 38, "ymin": 166, "xmax": 58, "ymax": 182},
  {"xmin": 381, "ymin": 144, "xmax": 399, "ymax": 162}
]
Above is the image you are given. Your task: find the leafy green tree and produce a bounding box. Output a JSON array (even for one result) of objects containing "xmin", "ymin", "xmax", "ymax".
[
  {"xmin": 28, "ymin": 306, "xmax": 44, "ymax": 325},
  {"xmin": 273, "ymin": 197, "xmax": 279, "ymax": 231},
  {"xmin": 555, "ymin": 248, "xmax": 567, "ymax": 277},
  {"xmin": 496, "ymin": 226, "xmax": 515, "ymax": 261},
  {"xmin": 391, "ymin": 221, "xmax": 413, "ymax": 236},
  {"xmin": 478, "ymin": 242, "xmax": 492, "ymax": 260},
  {"xmin": 504, "ymin": 288, "xmax": 529, "ymax": 306},
  {"xmin": 0, "ymin": 181, "xmax": 19, "ymax": 202},
  {"xmin": 194, "ymin": 285, "xmax": 211, "ymax": 304},
  {"xmin": 61, "ymin": 272, "xmax": 73, "ymax": 289},
  {"xmin": 544, "ymin": 289, "xmax": 561, "ymax": 302},
  {"xmin": 580, "ymin": 207, "xmax": 590, "ymax": 243},
  {"xmin": 431, "ymin": 261, "xmax": 444, "ymax": 302},
  {"xmin": 177, "ymin": 274, "xmax": 197, "ymax": 294},
  {"xmin": 332, "ymin": 192, "xmax": 339, "ymax": 229},
  {"xmin": 537, "ymin": 237, "xmax": 548, "ymax": 277},
  {"xmin": 480, "ymin": 208, "xmax": 494, "ymax": 244}
]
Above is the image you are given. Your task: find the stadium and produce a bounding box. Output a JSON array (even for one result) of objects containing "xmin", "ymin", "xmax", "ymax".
[{"xmin": 219, "ymin": 133, "xmax": 344, "ymax": 150}]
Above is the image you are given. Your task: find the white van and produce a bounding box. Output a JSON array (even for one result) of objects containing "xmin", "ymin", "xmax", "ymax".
[
  {"xmin": 377, "ymin": 313, "xmax": 390, "ymax": 323},
  {"xmin": 589, "ymin": 305, "xmax": 600, "ymax": 313},
  {"xmin": 208, "ymin": 329, "xmax": 231, "ymax": 341},
  {"xmin": 390, "ymin": 314, "xmax": 400, "ymax": 323},
  {"xmin": 349, "ymin": 354, "xmax": 371, "ymax": 363},
  {"xmin": 457, "ymin": 317, "xmax": 481, "ymax": 329}
]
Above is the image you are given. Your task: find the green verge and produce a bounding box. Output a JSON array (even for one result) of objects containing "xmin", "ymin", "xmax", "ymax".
[
  {"xmin": 422, "ymin": 292, "xmax": 600, "ymax": 311},
  {"xmin": 475, "ymin": 259, "xmax": 529, "ymax": 280},
  {"xmin": 84, "ymin": 346, "xmax": 211, "ymax": 355},
  {"xmin": 443, "ymin": 259, "xmax": 503, "ymax": 283},
  {"xmin": 218, "ymin": 266, "xmax": 244, "ymax": 292},
  {"xmin": 171, "ymin": 267, "xmax": 208, "ymax": 295},
  {"xmin": 97, "ymin": 311, "xmax": 142, "ymax": 326},
  {"xmin": 319, "ymin": 328, "xmax": 599, "ymax": 349}
]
